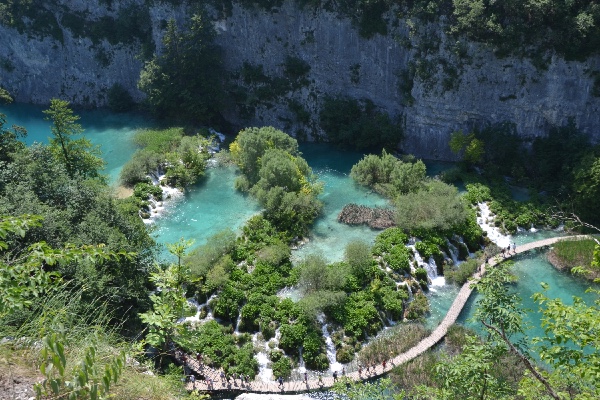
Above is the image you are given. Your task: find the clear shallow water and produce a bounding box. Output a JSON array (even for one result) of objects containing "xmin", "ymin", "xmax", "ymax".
[
  {"xmin": 152, "ymin": 165, "xmax": 261, "ymax": 252},
  {"xmin": 458, "ymin": 236, "xmax": 597, "ymax": 347},
  {"xmin": 0, "ymin": 103, "xmax": 153, "ymax": 183},
  {"xmin": 292, "ymin": 144, "xmax": 389, "ymax": 263},
  {"xmin": 4, "ymin": 104, "xmax": 594, "ymax": 352}
]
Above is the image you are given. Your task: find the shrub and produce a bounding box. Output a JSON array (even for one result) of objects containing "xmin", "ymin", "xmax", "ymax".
[
  {"xmin": 119, "ymin": 149, "xmax": 162, "ymax": 187},
  {"xmin": 414, "ymin": 267, "xmax": 428, "ymax": 282},
  {"xmin": 272, "ymin": 355, "xmax": 293, "ymax": 379},
  {"xmin": 383, "ymin": 245, "xmax": 411, "ymax": 274},
  {"xmin": 405, "ymin": 292, "xmax": 429, "ymax": 321},
  {"xmin": 372, "ymin": 227, "xmax": 408, "ymax": 256},
  {"xmin": 133, "ymin": 182, "xmax": 163, "ymax": 201},
  {"xmin": 336, "ymin": 345, "xmax": 355, "ymax": 363},
  {"xmin": 444, "ymin": 258, "xmax": 479, "ymax": 285},
  {"xmin": 395, "ymin": 180, "xmax": 469, "ymax": 232}
]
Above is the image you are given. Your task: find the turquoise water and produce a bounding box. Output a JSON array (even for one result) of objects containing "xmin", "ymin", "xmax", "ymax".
[
  {"xmin": 458, "ymin": 240, "xmax": 598, "ymax": 347},
  {"xmin": 152, "ymin": 165, "xmax": 261, "ymax": 251},
  {"xmin": 4, "ymin": 103, "xmax": 594, "ymax": 347},
  {"xmin": 0, "ymin": 103, "xmax": 153, "ymax": 183},
  {"xmin": 292, "ymin": 144, "xmax": 390, "ymax": 263}
]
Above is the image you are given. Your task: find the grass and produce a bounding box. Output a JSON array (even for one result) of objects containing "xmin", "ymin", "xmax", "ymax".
[
  {"xmin": 548, "ymin": 238, "xmax": 599, "ymax": 281},
  {"xmin": 0, "ymin": 285, "xmax": 184, "ymax": 400},
  {"xmin": 134, "ymin": 127, "xmax": 184, "ymax": 153},
  {"xmin": 357, "ymin": 323, "xmax": 429, "ymax": 365}
]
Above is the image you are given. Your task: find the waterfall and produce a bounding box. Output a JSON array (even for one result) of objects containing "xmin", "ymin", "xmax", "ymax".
[
  {"xmin": 179, "ymin": 294, "xmax": 217, "ymax": 324},
  {"xmin": 446, "ymin": 240, "xmax": 460, "ymax": 265},
  {"xmin": 530, "ymin": 223, "xmax": 538, "ymax": 232},
  {"xmin": 409, "ymin": 244, "xmax": 437, "ymax": 281},
  {"xmin": 428, "ymin": 256, "xmax": 445, "ymax": 287},
  {"xmin": 476, "ymin": 202, "xmax": 511, "ymax": 248},
  {"xmin": 298, "ymin": 347, "xmax": 306, "ymax": 373},
  {"xmin": 234, "ymin": 313, "xmax": 242, "ymax": 335},
  {"xmin": 317, "ymin": 314, "xmax": 343, "ymax": 372}
]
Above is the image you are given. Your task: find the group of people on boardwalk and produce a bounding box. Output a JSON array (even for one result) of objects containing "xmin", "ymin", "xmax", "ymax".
[{"xmin": 501, "ymin": 242, "xmax": 517, "ymax": 257}]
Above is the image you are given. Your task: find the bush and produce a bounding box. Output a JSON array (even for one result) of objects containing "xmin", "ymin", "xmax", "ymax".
[
  {"xmin": 444, "ymin": 258, "xmax": 479, "ymax": 285},
  {"xmin": 272, "ymin": 355, "xmax": 293, "ymax": 379},
  {"xmin": 119, "ymin": 150, "xmax": 162, "ymax": 187},
  {"xmin": 395, "ymin": 180, "xmax": 469, "ymax": 232},
  {"xmin": 336, "ymin": 345, "xmax": 355, "ymax": 363},
  {"xmin": 133, "ymin": 182, "xmax": 163, "ymax": 201},
  {"xmin": 414, "ymin": 267, "xmax": 428, "ymax": 282},
  {"xmin": 372, "ymin": 227, "xmax": 408, "ymax": 256},
  {"xmin": 405, "ymin": 292, "xmax": 429, "ymax": 321},
  {"xmin": 383, "ymin": 245, "xmax": 411, "ymax": 274}
]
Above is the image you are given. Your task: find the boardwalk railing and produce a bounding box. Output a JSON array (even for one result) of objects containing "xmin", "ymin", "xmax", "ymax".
[{"xmin": 182, "ymin": 235, "xmax": 588, "ymax": 394}]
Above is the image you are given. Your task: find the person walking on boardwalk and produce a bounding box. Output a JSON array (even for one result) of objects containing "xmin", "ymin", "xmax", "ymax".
[
  {"xmin": 383, "ymin": 360, "xmax": 386, "ymax": 369},
  {"xmin": 512, "ymin": 242, "xmax": 517, "ymax": 254},
  {"xmin": 358, "ymin": 365, "xmax": 362, "ymax": 375},
  {"xmin": 342, "ymin": 367, "xmax": 345, "ymax": 376},
  {"xmin": 304, "ymin": 372, "xmax": 308, "ymax": 382},
  {"xmin": 278, "ymin": 376, "xmax": 284, "ymax": 389},
  {"xmin": 333, "ymin": 371, "xmax": 338, "ymax": 382}
]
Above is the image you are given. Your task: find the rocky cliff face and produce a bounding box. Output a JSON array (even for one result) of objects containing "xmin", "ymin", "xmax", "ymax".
[{"xmin": 1, "ymin": 0, "xmax": 599, "ymax": 159}]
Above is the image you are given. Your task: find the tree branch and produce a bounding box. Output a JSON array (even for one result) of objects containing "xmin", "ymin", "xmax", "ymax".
[{"xmin": 480, "ymin": 319, "xmax": 560, "ymax": 400}]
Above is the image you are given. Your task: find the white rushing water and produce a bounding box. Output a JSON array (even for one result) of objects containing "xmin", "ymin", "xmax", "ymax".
[
  {"xmin": 178, "ymin": 294, "xmax": 217, "ymax": 325},
  {"xmin": 476, "ymin": 202, "xmax": 511, "ymax": 248},
  {"xmin": 317, "ymin": 314, "xmax": 343, "ymax": 373}
]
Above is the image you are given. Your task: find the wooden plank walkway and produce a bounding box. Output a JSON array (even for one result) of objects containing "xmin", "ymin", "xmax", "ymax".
[{"xmin": 183, "ymin": 234, "xmax": 588, "ymax": 394}]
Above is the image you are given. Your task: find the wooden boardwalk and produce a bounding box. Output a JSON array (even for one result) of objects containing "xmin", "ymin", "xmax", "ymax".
[{"xmin": 183, "ymin": 234, "xmax": 588, "ymax": 394}]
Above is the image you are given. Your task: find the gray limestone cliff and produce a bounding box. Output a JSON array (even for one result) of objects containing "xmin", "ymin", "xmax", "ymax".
[{"xmin": 1, "ymin": 0, "xmax": 599, "ymax": 159}]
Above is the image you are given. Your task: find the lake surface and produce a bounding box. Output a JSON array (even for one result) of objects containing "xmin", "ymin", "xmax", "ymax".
[
  {"xmin": 2, "ymin": 103, "xmax": 595, "ymax": 343},
  {"xmin": 0, "ymin": 102, "xmax": 154, "ymax": 183}
]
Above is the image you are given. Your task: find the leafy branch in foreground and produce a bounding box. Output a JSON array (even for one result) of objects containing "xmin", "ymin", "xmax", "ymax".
[{"xmin": 0, "ymin": 214, "xmax": 135, "ymax": 319}]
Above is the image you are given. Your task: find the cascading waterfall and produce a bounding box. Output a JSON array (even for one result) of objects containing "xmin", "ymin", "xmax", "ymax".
[
  {"xmin": 446, "ymin": 239, "xmax": 460, "ymax": 265},
  {"xmin": 476, "ymin": 202, "xmax": 511, "ymax": 247},
  {"xmin": 179, "ymin": 294, "xmax": 217, "ymax": 324},
  {"xmin": 234, "ymin": 313, "xmax": 242, "ymax": 335},
  {"xmin": 317, "ymin": 314, "xmax": 343, "ymax": 373}
]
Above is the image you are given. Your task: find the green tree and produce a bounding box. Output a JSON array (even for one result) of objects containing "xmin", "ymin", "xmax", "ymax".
[
  {"xmin": 419, "ymin": 335, "xmax": 512, "ymax": 399},
  {"xmin": 43, "ymin": 99, "xmax": 105, "ymax": 178},
  {"xmin": 138, "ymin": 10, "xmax": 224, "ymax": 124},
  {"xmin": 139, "ymin": 239, "xmax": 193, "ymax": 360},
  {"xmin": 449, "ymin": 130, "xmax": 484, "ymax": 164}
]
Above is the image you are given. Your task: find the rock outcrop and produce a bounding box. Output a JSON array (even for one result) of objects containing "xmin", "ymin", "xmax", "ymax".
[{"xmin": 338, "ymin": 204, "xmax": 395, "ymax": 230}]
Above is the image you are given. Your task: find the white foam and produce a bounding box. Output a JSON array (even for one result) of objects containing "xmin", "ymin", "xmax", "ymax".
[{"xmin": 476, "ymin": 202, "xmax": 511, "ymax": 248}]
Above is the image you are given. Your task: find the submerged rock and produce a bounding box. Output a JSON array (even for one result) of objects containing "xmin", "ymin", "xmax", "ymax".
[{"xmin": 337, "ymin": 203, "xmax": 395, "ymax": 229}]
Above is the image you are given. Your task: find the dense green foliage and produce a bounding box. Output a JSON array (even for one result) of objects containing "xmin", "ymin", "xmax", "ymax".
[
  {"xmin": 448, "ymin": 121, "xmax": 600, "ymax": 232},
  {"xmin": 0, "ymin": 105, "xmax": 154, "ymax": 327},
  {"xmin": 350, "ymin": 151, "xmax": 427, "ymax": 197},
  {"xmin": 230, "ymin": 126, "xmax": 322, "ymax": 239},
  {"xmin": 43, "ymin": 99, "xmax": 105, "ymax": 179},
  {"xmin": 120, "ymin": 127, "xmax": 212, "ymax": 190},
  {"xmin": 138, "ymin": 9, "xmax": 224, "ymax": 124},
  {"xmin": 395, "ymin": 180, "xmax": 469, "ymax": 232},
  {"xmin": 319, "ymin": 97, "xmax": 403, "ymax": 150}
]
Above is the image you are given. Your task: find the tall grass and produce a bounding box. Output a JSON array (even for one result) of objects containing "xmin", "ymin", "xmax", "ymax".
[
  {"xmin": 0, "ymin": 284, "xmax": 182, "ymax": 400},
  {"xmin": 357, "ymin": 323, "xmax": 429, "ymax": 365},
  {"xmin": 551, "ymin": 238, "xmax": 596, "ymax": 268},
  {"xmin": 134, "ymin": 128, "xmax": 184, "ymax": 153}
]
